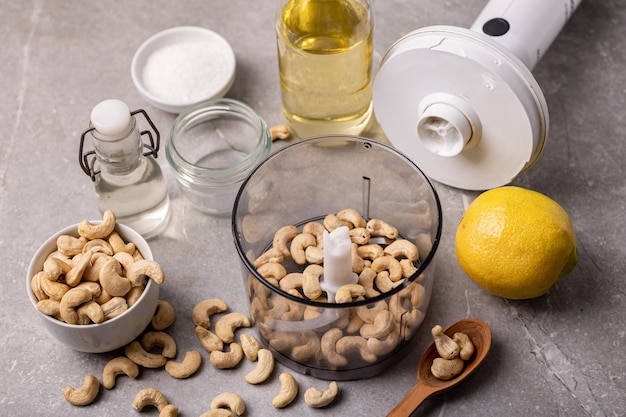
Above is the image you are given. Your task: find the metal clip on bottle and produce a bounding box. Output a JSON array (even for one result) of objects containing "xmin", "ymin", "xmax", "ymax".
[{"xmin": 79, "ymin": 99, "xmax": 170, "ymax": 239}]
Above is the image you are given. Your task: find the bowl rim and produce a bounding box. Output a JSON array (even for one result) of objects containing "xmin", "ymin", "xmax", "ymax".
[
  {"xmin": 26, "ymin": 221, "xmax": 157, "ymax": 329},
  {"xmin": 131, "ymin": 25, "xmax": 236, "ymax": 114}
]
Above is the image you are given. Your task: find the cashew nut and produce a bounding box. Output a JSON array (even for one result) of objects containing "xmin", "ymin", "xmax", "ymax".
[
  {"xmin": 76, "ymin": 301, "xmax": 105, "ymax": 325},
  {"xmin": 126, "ymin": 259, "xmax": 165, "ymax": 286},
  {"xmin": 253, "ymin": 247, "xmax": 285, "ymax": 268},
  {"xmin": 384, "ymin": 239, "xmax": 419, "ymax": 262},
  {"xmin": 102, "ymin": 356, "xmax": 139, "ymax": 389},
  {"xmin": 359, "ymin": 309, "xmax": 394, "ymax": 339},
  {"xmin": 323, "ymin": 214, "xmax": 351, "ymax": 232},
  {"xmin": 302, "ymin": 264, "xmax": 324, "ymax": 299},
  {"xmin": 83, "ymin": 252, "xmax": 111, "ymax": 282},
  {"xmin": 125, "ymin": 341, "xmax": 167, "ymax": 368},
  {"xmin": 63, "ymin": 374, "xmax": 100, "ymax": 406},
  {"xmin": 210, "ymin": 392, "xmax": 246, "ymax": 416},
  {"xmin": 304, "ymin": 381, "xmax": 339, "ymax": 408},
  {"xmin": 273, "ymin": 225, "xmax": 298, "ymax": 257},
  {"xmin": 349, "ymin": 227, "xmax": 371, "ymax": 245},
  {"xmin": 244, "ymin": 348, "xmax": 274, "ymax": 384},
  {"xmin": 270, "ymin": 124, "xmax": 291, "ymax": 141},
  {"xmin": 278, "ymin": 272, "xmax": 304, "ymax": 292},
  {"xmin": 335, "ymin": 284, "xmax": 366, "ymax": 303},
  {"xmin": 192, "ymin": 298, "xmax": 228, "ymax": 328},
  {"xmin": 215, "ymin": 312, "xmax": 251, "ymax": 343},
  {"xmin": 82, "ymin": 238, "xmax": 114, "ymax": 256},
  {"xmin": 375, "ymin": 271, "xmax": 404, "ymax": 293},
  {"xmin": 303, "ymin": 221, "xmax": 325, "ymax": 247},
  {"xmin": 59, "ymin": 287, "xmax": 93, "ymax": 324},
  {"xmin": 357, "ymin": 243, "xmax": 384, "ymax": 260},
  {"xmin": 305, "ymin": 245, "xmax": 324, "ymax": 264},
  {"xmin": 100, "ymin": 296, "xmax": 128, "ymax": 320},
  {"xmin": 108, "ymin": 230, "xmax": 136, "ymax": 254},
  {"xmin": 165, "ymin": 350, "xmax": 202, "ymax": 379},
  {"xmin": 210, "ymin": 343, "xmax": 244, "ymax": 369},
  {"xmin": 126, "ymin": 285, "xmax": 145, "ymax": 307},
  {"xmin": 320, "ymin": 328, "xmax": 348, "ymax": 368},
  {"xmin": 272, "ymin": 372, "xmax": 299, "ymax": 409},
  {"xmin": 77, "ymin": 209, "xmax": 116, "ymax": 240},
  {"xmin": 240, "ymin": 333, "xmax": 263, "ymax": 361},
  {"xmin": 432, "ymin": 325, "xmax": 460, "ymax": 360},
  {"xmin": 357, "ymin": 267, "xmax": 381, "ymax": 298},
  {"xmin": 400, "ymin": 258, "xmax": 418, "ymax": 278},
  {"xmin": 99, "ymin": 258, "xmax": 131, "ymax": 297},
  {"xmin": 355, "ymin": 299, "xmax": 388, "ymax": 323},
  {"xmin": 65, "ymin": 251, "xmax": 93, "ymax": 287},
  {"xmin": 132, "ymin": 387, "xmax": 168, "ymax": 412},
  {"xmin": 290, "ymin": 233, "xmax": 317, "ymax": 265},
  {"xmin": 336, "ymin": 335, "xmax": 377, "ymax": 363},
  {"xmin": 40, "ymin": 271, "xmax": 70, "ymax": 300},
  {"xmin": 453, "ymin": 332, "xmax": 475, "ymax": 361},
  {"xmin": 371, "ymin": 255, "xmax": 403, "ymax": 282},
  {"xmin": 257, "ymin": 262, "xmax": 287, "ymax": 281},
  {"xmin": 292, "ymin": 330, "xmax": 321, "ymax": 362},
  {"xmin": 37, "ymin": 299, "xmax": 62, "ymax": 320},
  {"xmin": 75, "ymin": 281, "xmax": 102, "ymax": 298},
  {"xmin": 30, "ymin": 271, "xmax": 48, "ymax": 301},
  {"xmin": 367, "ymin": 329, "xmax": 401, "ymax": 356},
  {"xmin": 431, "ymin": 357, "xmax": 465, "ymax": 380},
  {"xmin": 43, "ymin": 256, "xmax": 72, "ymax": 281},
  {"xmin": 337, "ymin": 208, "xmax": 366, "ymax": 228},
  {"xmin": 141, "ymin": 331, "xmax": 177, "ymax": 358},
  {"xmin": 57, "ymin": 235, "xmax": 87, "ymax": 257},
  {"xmin": 195, "ymin": 326, "xmax": 224, "ymax": 352},
  {"xmin": 152, "ymin": 299, "xmax": 176, "ymax": 330},
  {"xmin": 366, "ymin": 218, "xmax": 398, "ymax": 239}
]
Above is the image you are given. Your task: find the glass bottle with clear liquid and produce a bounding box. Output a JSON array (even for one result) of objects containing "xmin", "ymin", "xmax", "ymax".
[
  {"xmin": 276, "ymin": 0, "xmax": 374, "ymax": 138},
  {"xmin": 79, "ymin": 99, "xmax": 170, "ymax": 239}
]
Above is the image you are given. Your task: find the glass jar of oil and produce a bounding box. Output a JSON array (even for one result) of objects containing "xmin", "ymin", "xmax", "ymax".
[{"xmin": 276, "ymin": 0, "xmax": 373, "ymax": 138}]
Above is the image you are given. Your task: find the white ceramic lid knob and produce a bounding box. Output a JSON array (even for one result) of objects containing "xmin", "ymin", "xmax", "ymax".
[{"xmin": 90, "ymin": 99, "xmax": 132, "ymax": 138}]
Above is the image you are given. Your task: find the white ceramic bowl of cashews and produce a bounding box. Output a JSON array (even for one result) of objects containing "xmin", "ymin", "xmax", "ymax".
[{"xmin": 26, "ymin": 214, "xmax": 161, "ymax": 353}]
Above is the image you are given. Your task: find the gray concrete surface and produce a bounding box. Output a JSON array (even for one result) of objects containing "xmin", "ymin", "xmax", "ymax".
[{"xmin": 2, "ymin": 1, "xmax": 625, "ymax": 416}]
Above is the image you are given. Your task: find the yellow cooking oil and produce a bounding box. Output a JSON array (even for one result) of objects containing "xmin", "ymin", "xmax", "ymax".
[{"xmin": 277, "ymin": 0, "xmax": 373, "ymax": 138}]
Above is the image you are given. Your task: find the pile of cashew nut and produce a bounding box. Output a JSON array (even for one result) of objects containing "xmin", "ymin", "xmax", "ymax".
[
  {"xmin": 429, "ymin": 325, "xmax": 475, "ymax": 380},
  {"xmin": 192, "ymin": 298, "xmax": 340, "ymax": 410},
  {"xmin": 249, "ymin": 208, "xmax": 430, "ymax": 371},
  {"xmin": 64, "ymin": 293, "xmax": 341, "ymax": 412},
  {"xmin": 30, "ymin": 210, "xmax": 165, "ymax": 325}
]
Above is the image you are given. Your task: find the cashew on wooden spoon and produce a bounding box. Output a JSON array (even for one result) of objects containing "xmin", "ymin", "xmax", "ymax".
[{"xmin": 387, "ymin": 318, "xmax": 491, "ymax": 417}]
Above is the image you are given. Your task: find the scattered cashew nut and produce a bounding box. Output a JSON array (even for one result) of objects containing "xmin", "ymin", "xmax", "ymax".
[
  {"xmin": 125, "ymin": 341, "xmax": 167, "ymax": 368},
  {"xmin": 102, "ymin": 356, "xmax": 139, "ymax": 389},
  {"xmin": 304, "ymin": 381, "xmax": 339, "ymax": 408},
  {"xmin": 132, "ymin": 387, "xmax": 169, "ymax": 412},
  {"xmin": 165, "ymin": 350, "xmax": 202, "ymax": 379},
  {"xmin": 192, "ymin": 298, "xmax": 228, "ymax": 328},
  {"xmin": 272, "ymin": 372, "xmax": 299, "ymax": 409},
  {"xmin": 244, "ymin": 348, "xmax": 274, "ymax": 384},
  {"xmin": 215, "ymin": 312, "xmax": 251, "ymax": 343},
  {"xmin": 152, "ymin": 299, "xmax": 176, "ymax": 330},
  {"xmin": 63, "ymin": 374, "xmax": 100, "ymax": 406},
  {"xmin": 210, "ymin": 392, "xmax": 246, "ymax": 415},
  {"xmin": 209, "ymin": 343, "xmax": 244, "ymax": 369}
]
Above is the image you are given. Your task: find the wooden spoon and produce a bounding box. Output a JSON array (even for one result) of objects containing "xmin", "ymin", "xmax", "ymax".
[{"xmin": 386, "ymin": 318, "xmax": 492, "ymax": 417}]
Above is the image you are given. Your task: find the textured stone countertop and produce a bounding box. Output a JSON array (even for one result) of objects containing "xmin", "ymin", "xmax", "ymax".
[{"xmin": 2, "ymin": 1, "xmax": 624, "ymax": 416}]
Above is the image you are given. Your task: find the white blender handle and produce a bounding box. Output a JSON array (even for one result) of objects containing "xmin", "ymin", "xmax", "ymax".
[{"xmin": 471, "ymin": 0, "xmax": 583, "ymax": 70}]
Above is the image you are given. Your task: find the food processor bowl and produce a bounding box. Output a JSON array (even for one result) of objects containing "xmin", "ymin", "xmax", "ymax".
[{"xmin": 232, "ymin": 136, "xmax": 442, "ymax": 380}]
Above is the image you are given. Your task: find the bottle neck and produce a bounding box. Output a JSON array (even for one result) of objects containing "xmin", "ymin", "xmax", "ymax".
[{"xmin": 90, "ymin": 116, "xmax": 146, "ymax": 180}]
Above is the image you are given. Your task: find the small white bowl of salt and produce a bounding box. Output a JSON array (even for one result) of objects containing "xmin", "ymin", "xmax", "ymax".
[{"xmin": 131, "ymin": 26, "xmax": 236, "ymax": 114}]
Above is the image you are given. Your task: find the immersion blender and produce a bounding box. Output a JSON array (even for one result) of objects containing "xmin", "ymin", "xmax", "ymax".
[{"xmin": 373, "ymin": 0, "xmax": 582, "ymax": 190}]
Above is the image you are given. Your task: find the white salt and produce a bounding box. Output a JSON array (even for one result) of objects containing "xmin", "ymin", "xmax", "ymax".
[{"xmin": 143, "ymin": 41, "xmax": 230, "ymax": 104}]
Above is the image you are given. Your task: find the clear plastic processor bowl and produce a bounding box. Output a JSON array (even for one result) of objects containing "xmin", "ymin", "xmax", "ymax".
[{"xmin": 232, "ymin": 136, "xmax": 442, "ymax": 380}]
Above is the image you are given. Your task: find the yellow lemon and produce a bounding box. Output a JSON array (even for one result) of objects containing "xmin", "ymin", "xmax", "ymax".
[{"xmin": 455, "ymin": 186, "xmax": 578, "ymax": 299}]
